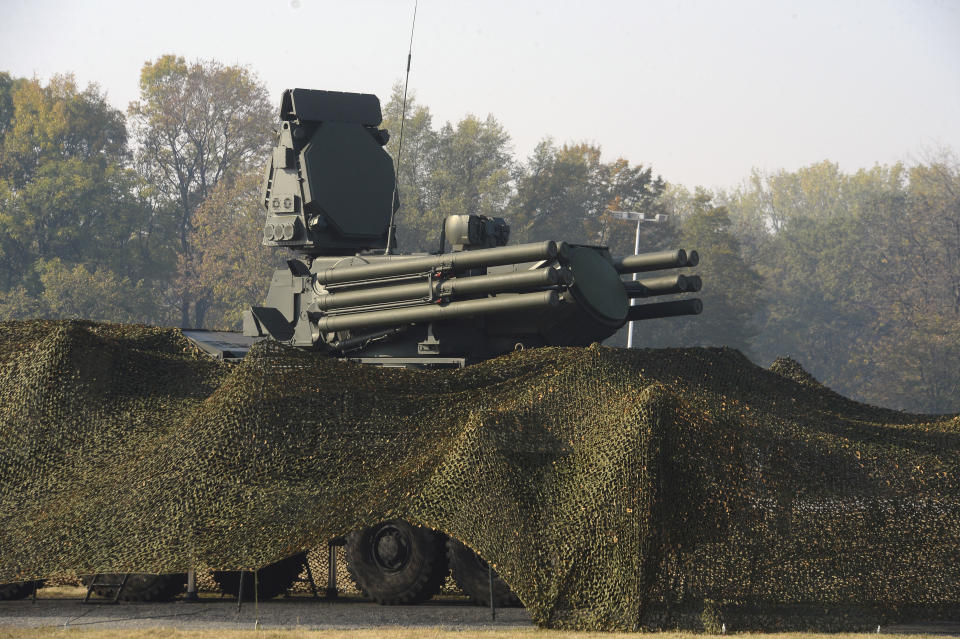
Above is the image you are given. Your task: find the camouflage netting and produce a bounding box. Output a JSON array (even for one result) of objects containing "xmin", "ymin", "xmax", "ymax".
[{"xmin": 0, "ymin": 319, "xmax": 957, "ymax": 630}]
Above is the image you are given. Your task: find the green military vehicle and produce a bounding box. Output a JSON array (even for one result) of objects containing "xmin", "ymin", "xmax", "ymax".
[{"xmin": 42, "ymin": 88, "xmax": 702, "ymax": 606}]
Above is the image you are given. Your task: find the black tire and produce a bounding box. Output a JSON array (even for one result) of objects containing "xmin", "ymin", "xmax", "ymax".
[
  {"xmin": 447, "ymin": 538, "xmax": 520, "ymax": 607},
  {"xmin": 212, "ymin": 552, "xmax": 306, "ymax": 601},
  {"xmin": 0, "ymin": 580, "xmax": 42, "ymax": 601},
  {"xmin": 345, "ymin": 519, "xmax": 448, "ymax": 605},
  {"xmin": 81, "ymin": 574, "xmax": 186, "ymax": 602}
]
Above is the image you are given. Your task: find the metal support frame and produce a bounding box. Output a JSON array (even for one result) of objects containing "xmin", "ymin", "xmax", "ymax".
[
  {"xmin": 236, "ymin": 571, "xmax": 245, "ymax": 612},
  {"xmin": 83, "ymin": 573, "xmax": 128, "ymax": 604},
  {"xmin": 325, "ymin": 542, "xmax": 339, "ymax": 598},
  {"xmin": 184, "ymin": 567, "xmax": 198, "ymax": 602},
  {"xmin": 302, "ymin": 559, "xmax": 320, "ymax": 599},
  {"xmin": 288, "ymin": 553, "xmax": 320, "ymax": 599},
  {"xmin": 488, "ymin": 564, "xmax": 496, "ymax": 620},
  {"xmin": 236, "ymin": 568, "xmax": 261, "ymax": 629},
  {"xmin": 627, "ymin": 219, "xmax": 641, "ymax": 349}
]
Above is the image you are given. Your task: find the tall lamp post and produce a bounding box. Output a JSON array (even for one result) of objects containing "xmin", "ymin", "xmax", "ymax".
[{"xmin": 609, "ymin": 210, "xmax": 668, "ymax": 348}]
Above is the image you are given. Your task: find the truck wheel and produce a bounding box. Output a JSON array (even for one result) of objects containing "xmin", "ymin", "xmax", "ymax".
[
  {"xmin": 0, "ymin": 580, "xmax": 42, "ymax": 600},
  {"xmin": 345, "ymin": 520, "xmax": 448, "ymax": 605},
  {"xmin": 81, "ymin": 574, "xmax": 186, "ymax": 602},
  {"xmin": 213, "ymin": 552, "xmax": 306, "ymax": 600},
  {"xmin": 447, "ymin": 538, "xmax": 520, "ymax": 607}
]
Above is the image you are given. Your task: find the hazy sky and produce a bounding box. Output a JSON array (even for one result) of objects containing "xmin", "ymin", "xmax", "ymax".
[{"xmin": 2, "ymin": 0, "xmax": 958, "ymax": 189}]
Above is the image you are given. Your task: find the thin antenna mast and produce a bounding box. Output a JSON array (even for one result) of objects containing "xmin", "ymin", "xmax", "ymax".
[{"xmin": 385, "ymin": 0, "xmax": 418, "ymax": 255}]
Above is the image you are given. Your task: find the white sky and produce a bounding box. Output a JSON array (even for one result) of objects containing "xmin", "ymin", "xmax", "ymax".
[{"xmin": 2, "ymin": 0, "xmax": 959, "ymax": 190}]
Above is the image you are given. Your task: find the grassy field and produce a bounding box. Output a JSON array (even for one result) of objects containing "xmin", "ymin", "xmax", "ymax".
[{"xmin": 0, "ymin": 630, "xmax": 941, "ymax": 639}]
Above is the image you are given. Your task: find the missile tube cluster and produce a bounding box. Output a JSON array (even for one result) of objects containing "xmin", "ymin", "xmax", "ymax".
[{"xmin": 307, "ymin": 241, "xmax": 701, "ymax": 339}]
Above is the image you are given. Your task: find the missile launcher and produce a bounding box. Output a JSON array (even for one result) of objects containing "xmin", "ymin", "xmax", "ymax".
[{"xmin": 243, "ymin": 89, "xmax": 702, "ymax": 367}]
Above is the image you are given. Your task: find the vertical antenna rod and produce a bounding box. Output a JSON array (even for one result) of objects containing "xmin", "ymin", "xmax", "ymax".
[{"xmin": 385, "ymin": 0, "xmax": 418, "ymax": 255}]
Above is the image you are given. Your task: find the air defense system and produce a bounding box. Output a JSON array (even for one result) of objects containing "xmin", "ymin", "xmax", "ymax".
[
  {"xmin": 242, "ymin": 88, "xmax": 701, "ymax": 366},
  {"xmin": 72, "ymin": 88, "xmax": 702, "ymax": 606}
]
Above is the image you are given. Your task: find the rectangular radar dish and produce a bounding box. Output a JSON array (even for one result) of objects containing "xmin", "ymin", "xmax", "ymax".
[{"xmin": 280, "ymin": 88, "xmax": 382, "ymax": 126}]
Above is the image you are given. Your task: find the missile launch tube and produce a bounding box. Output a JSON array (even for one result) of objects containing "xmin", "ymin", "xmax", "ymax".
[
  {"xmin": 315, "ymin": 241, "xmax": 560, "ymax": 285},
  {"xmin": 624, "ymin": 274, "xmax": 700, "ymax": 298},
  {"xmin": 439, "ymin": 266, "xmax": 569, "ymax": 296},
  {"xmin": 317, "ymin": 290, "xmax": 560, "ymax": 333},
  {"xmin": 626, "ymin": 298, "xmax": 702, "ymax": 321},
  {"xmin": 315, "ymin": 267, "xmax": 567, "ymax": 311},
  {"xmin": 614, "ymin": 249, "xmax": 688, "ymax": 274}
]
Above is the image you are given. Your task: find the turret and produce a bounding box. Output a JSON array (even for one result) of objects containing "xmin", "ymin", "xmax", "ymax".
[{"xmin": 244, "ymin": 89, "xmax": 702, "ymax": 363}]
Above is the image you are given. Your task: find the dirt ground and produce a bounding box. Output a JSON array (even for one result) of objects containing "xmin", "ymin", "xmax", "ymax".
[
  {"xmin": 1, "ymin": 587, "xmax": 957, "ymax": 637},
  {"xmin": 0, "ymin": 590, "xmax": 531, "ymax": 633},
  {"xmin": 0, "ymin": 630, "xmax": 953, "ymax": 639},
  {"xmin": 2, "ymin": 592, "xmax": 958, "ymax": 638}
]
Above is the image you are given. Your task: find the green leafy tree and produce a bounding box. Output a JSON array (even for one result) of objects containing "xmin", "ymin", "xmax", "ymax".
[
  {"xmin": 509, "ymin": 141, "xmax": 601, "ymax": 244},
  {"xmin": 592, "ymin": 157, "xmax": 670, "ymax": 257},
  {"xmin": 0, "ymin": 75, "xmax": 131, "ymax": 265},
  {"xmin": 188, "ymin": 170, "xmax": 280, "ymax": 330},
  {"xmin": 727, "ymin": 164, "xmax": 901, "ymax": 399},
  {"xmin": 0, "ymin": 74, "xmax": 157, "ymax": 321},
  {"xmin": 633, "ymin": 191, "xmax": 761, "ymax": 352},
  {"xmin": 381, "ymin": 83, "xmax": 438, "ymax": 252},
  {"xmin": 127, "ymin": 55, "xmax": 274, "ymax": 327},
  {"xmin": 725, "ymin": 159, "xmax": 960, "ymax": 412},
  {"xmin": 509, "ymin": 140, "xmax": 666, "ymax": 249},
  {"xmin": 0, "ymin": 286, "xmax": 41, "ymax": 320},
  {"xmin": 420, "ymin": 114, "xmax": 513, "ymax": 251},
  {"xmin": 34, "ymin": 258, "xmax": 154, "ymax": 324},
  {"xmin": 854, "ymin": 156, "xmax": 960, "ymax": 412},
  {"xmin": 0, "ymin": 72, "xmax": 22, "ymax": 143}
]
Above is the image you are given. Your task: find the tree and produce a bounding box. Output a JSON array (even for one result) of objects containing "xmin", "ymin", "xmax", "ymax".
[
  {"xmin": 0, "ymin": 74, "xmax": 155, "ymax": 319},
  {"xmin": 187, "ymin": 170, "xmax": 280, "ymax": 330},
  {"xmin": 723, "ymin": 159, "xmax": 960, "ymax": 412},
  {"xmin": 382, "ymin": 84, "xmax": 516, "ymax": 253},
  {"xmin": 509, "ymin": 141, "xmax": 601, "ymax": 244},
  {"xmin": 419, "ymin": 114, "xmax": 514, "ymax": 251},
  {"xmin": 640, "ymin": 191, "xmax": 761, "ymax": 352},
  {"xmin": 36, "ymin": 258, "xmax": 154, "ymax": 324},
  {"xmin": 381, "ymin": 83, "xmax": 438, "ymax": 253},
  {"xmin": 508, "ymin": 140, "xmax": 666, "ymax": 249},
  {"xmin": 0, "ymin": 72, "xmax": 21, "ymax": 143},
  {"xmin": 127, "ymin": 55, "xmax": 274, "ymax": 327},
  {"xmin": 591, "ymin": 157, "xmax": 669, "ymax": 257},
  {"xmin": 854, "ymin": 155, "xmax": 960, "ymax": 412}
]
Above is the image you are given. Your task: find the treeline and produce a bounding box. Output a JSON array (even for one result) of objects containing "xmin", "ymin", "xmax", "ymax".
[
  {"xmin": 0, "ymin": 64, "xmax": 956, "ymax": 413},
  {"xmin": 0, "ymin": 58, "xmax": 276, "ymax": 330}
]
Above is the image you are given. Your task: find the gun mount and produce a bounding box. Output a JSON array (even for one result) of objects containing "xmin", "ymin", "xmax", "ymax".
[{"xmin": 244, "ymin": 88, "xmax": 702, "ymax": 366}]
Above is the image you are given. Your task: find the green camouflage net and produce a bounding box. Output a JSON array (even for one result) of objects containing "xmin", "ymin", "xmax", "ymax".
[{"xmin": 0, "ymin": 319, "xmax": 957, "ymax": 630}]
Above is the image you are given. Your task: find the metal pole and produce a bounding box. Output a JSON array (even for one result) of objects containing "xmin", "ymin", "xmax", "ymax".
[
  {"xmin": 326, "ymin": 543, "xmax": 338, "ymax": 598},
  {"xmin": 488, "ymin": 564, "xmax": 496, "ymax": 621},
  {"xmin": 253, "ymin": 570, "xmax": 259, "ymax": 630},
  {"xmin": 113, "ymin": 574, "xmax": 128, "ymax": 603},
  {"xmin": 237, "ymin": 571, "xmax": 244, "ymax": 613},
  {"xmin": 303, "ymin": 557, "xmax": 319, "ymax": 600},
  {"xmin": 627, "ymin": 219, "xmax": 641, "ymax": 349},
  {"xmin": 185, "ymin": 567, "xmax": 198, "ymax": 602}
]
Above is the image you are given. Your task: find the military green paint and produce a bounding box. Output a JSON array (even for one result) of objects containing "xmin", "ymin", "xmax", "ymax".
[
  {"xmin": 568, "ymin": 247, "xmax": 629, "ymax": 323},
  {"xmin": 300, "ymin": 121, "xmax": 396, "ymax": 239}
]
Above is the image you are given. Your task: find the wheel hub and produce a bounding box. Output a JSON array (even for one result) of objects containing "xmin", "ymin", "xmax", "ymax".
[{"xmin": 372, "ymin": 525, "xmax": 410, "ymax": 572}]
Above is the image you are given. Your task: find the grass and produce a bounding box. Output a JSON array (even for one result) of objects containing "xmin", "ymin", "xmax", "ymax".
[{"xmin": 0, "ymin": 630, "xmax": 942, "ymax": 639}]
